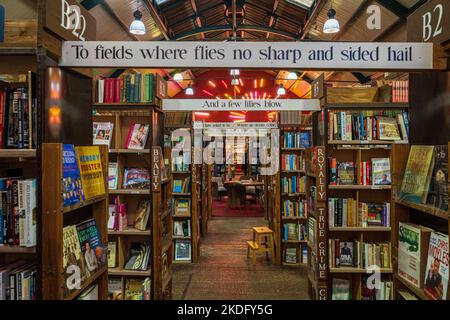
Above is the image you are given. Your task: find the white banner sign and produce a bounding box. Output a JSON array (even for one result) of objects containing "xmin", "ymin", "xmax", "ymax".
[
  {"xmin": 59, "ymin": 41, "xmax": 434, "ymax": 70},
  {"xmin": 163, "ymin": 99, "xmax": 320, "ymax": 111},
  {"xmin": 194, "ymin": 122, "xmax": 278, "ymax": 129}
]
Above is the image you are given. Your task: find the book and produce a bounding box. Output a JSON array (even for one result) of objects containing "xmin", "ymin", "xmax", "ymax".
[
  {"xmin": 332, "ymin": 278, "xmax": 350, "ymax": 300},
  {"xmin": 339, "ymin": 242, "xmax": 354, "ymax": 267},
  {"xmin": 62, "ymin": 225, "xmax": 87, "ymax": 296},
  {"xmin": 174, "ymin": 199, "xmax": 191, "ymax": 216},
  {"xmin": 76, "ymin": 146, "xmax": 106, "ymax": 200},
  {"xmin": 284, "ymin": 247, "xmax": 298, "ymax": 264},
  {"xmin": 174, "ymin": 220, "xmax": 191, "ymax": 237},
  {"xmin": 133, "ymin": 200, "xmax": 151, "ymax": 231},
  {"xmin": 124, "ymin": 242, "xmax": 151, "ymax": 271},
  {"xmin": 77, "ymin": 284, "xmax": 98, "ymax": 300},
  {"xmin": 398, "ymin": 222, "xmax": 432, "ymax": 288},
  {"xmin": 107, "ymin": 205, "xmax": 116, "ymax": 230},
  {"xmin": 108, "ymin": 162, "xmax": 119, "ymax": 190},
  {"xmin": 108, "ymin": 278, "xmax": 122, "ymax": 300},
  {"xmin": 93, "ymin": 122, "xmax": 113, "ymax": 147},
  {"xmin": 424, "ymin": 232, "xmax": 449, "ymax": 300},
  {"xmin": 372, "ymin": 158, "xmax": 391, "ymax": 185},
  {"xmin": 62, "ymin": 144, "xmax": 85, "ymax": 207},
  {"xmin": 125, "ymin": 278, "xmax": 151, "ymax": 300},
  {"xmin": 426, "ymin": 145, "xmax": 448, "ymax": 211},
  {"xmin": 122, "ymin": 168, "xmax": 150, "ymax": 190},
  {"xmin": 76, "ymin": 219, "xmax": 106, "ymax": 277},
  {"xmin": 337, "ymin": 162, "xmax": 355, "ymax": 185},
  {"xmin": 108, "ymin": 241, "xmax": 117, "ymax": 268},
  {"xmin": 125, "ymin": 124, "xmax": 149, "ymax": 150},
  {"xmin": 377, "ymin": 116, "xmax": 401, "ymax": 141},
  {"xmin": 399, "ymin": 146, "xmax": 435, "ymax": 204},
  {"xmin": 175, "ymin": 240, "xmax": 191, "ymax": 261}
]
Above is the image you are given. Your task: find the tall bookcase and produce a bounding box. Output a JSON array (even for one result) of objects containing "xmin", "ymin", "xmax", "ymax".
[
  {"xmin": 391, "ymin": 143, "xmax": 450, "ymax": 300},
  {"xmin": 92, "ymin": 74, "xmax": 172, "ymax": 300},
  {"xmin": 41, "ymin": 144, "xmax": 109, "ymax": 300}
]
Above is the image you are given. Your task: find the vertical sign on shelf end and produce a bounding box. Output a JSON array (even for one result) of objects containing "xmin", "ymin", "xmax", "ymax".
[
  {"xmin": 152, "ymin": 146, "xmax": 162, "ymax": 192},
  {"xmin": 0, "ymin": 5, "xmax": 4, "ymax": 43},
  {"xmin": 316, "ymin": 146, "xmax": 328, "ymax": 299}
]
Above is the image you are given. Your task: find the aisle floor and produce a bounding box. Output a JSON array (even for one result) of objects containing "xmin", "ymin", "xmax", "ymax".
[{"xmin": 172, "ymin": 217, "xmax": 309, "ymax": 300}]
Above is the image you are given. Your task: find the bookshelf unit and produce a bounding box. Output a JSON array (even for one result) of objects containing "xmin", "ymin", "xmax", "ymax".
[
  {"xmin": 324, "ymin": 97, "xmax": 409, "ymax": 300},
  {"xmin": 279, "ymin": 120, "xmax": 312, "ymax": 267},
  {"xmin": 41, "ymin": 144, "xmax": 109, "ymax": 300},
  {"xmin": 391, "ymin": 143, "xmax": 450, "ymax": 300},
  {"xmin": 93, "ymin": 75, "xmax": 172, "ymax": 300}
]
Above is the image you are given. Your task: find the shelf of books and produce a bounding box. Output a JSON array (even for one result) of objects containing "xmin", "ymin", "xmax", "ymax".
[
  {"xmin": 170, "ymin": 125, "xmax": 201, "ymax": 264},
  {"xmin": 41, "ymin": 144, "xmax": 109, "ymax": 300},
  {"xmin": 93, "ymin": 74, "xmax": 172, "ymax": 300},
  {"xmin": 0, "ymin": 70, "xmax": 39, "ymax": 300},
  {"xmin": 325, "ymin": 84, "xmax": 410, "ymax": 300},
  {"xmin": 391, "ymin": 143, "xmax": 449, "ymax": 301},
  {"xmin": 279, "ymin": 112, "xmax": 312, "ymax": 267}
]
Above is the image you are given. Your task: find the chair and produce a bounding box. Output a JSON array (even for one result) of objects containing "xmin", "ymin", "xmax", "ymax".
[
  {"xmin": 212, "ymin": 177, "xmax": 227, "ymax": 201},
  {"xmin": 225, "ymin": 182, "xmax": 246, "ymax": 209}
]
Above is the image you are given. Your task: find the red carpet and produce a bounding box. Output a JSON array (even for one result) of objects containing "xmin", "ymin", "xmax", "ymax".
[{"xmin": 212, "ymin": 197, "xmax": 264, "ymax": 217}]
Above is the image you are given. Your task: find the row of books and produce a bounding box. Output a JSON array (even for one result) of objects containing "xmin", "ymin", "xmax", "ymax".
[
  {"xmin": 108, "ymin": 241, "xmax": 151, "ymax": 272},
  {"xmin": 174, "ymin": 239, "xmax": 191, "ymax": 261},
  {"xmin": 281, "ymin": 176, "xmax": 306, "ymax": 194},
  {"xmin": 307, "ymin": 186, "xmax": 316, "ymax": 214},
  {"xmin": 329, "ymin": 158, "xmax": 391, "ymax": 186},
  {"xmin": 172, "ymin": 198, "xmax": 191, "ymax": 216},
  {"xmin": 107, "ymin": 198, "xmax": 151, "ymax": 232},
  {"xmin": 305, "ymin": 147, "xmax": 317, "ymax": 176},
  {"xmin": 282, "ymin": 199, "xmax": 307, "ymax": 218},
  {"xmin": 0, "ymin": 261, "xmax": 37, "ymax": 300},
  {"xmin": 281, "ymin": 154, "xmax": 304, "ymax": 172},
  {"xmin": 328, "ymin": 198, "xmax": 391, "ymax": 228},
  {"xmin": 398, "ymin": 222, "xmax": 449, "ymax": 300},
  {"xmin": 308, "ymin": 217, "xmax": 317, "ymax": 249},
  {"xmin": 328, "ymin": 111, "xmax": 409, "ymax": 142},
  {"xmin": 279, "ymin": 112, "xmax": 312, "ymax": 126},
  {"xmin": 281, "ymin": 131, "xmax": 311, "ymax": 149},
  {"xmin": 94, "ymin": 122, "xmax": 150, "ymax": 150},
  {"xmin": 284, "ymin": 246, "xmax": 308, "ymax": 264},
  {"xmin": 0, "ymin": 178, "xmax": 37, "ymax": 247},
  {"xmin": 391, "ymin": 80, "xmax": 409, "ymax": 103},
  {"xmin": 62, "ymin": 219, "xmax": 106, "ymax": 297},
  {"xmin": 399, "ymin": 145, "xmax": 448, "ymax": 210},
  {"xmin": 108, "ymin": 277, "xmax": 151, "ymax": 300},
  {"xmin": 173, "ymin": 178, "xmax": 191, "ymax": 194},
  {"xmin": 283, "ymin": 222, "xmax": 307, "ymax": 241},
  {"xmin": 329, "ymin": 239, "xmax": 392, "ymax": 269},
  {"xmin": 332, "ymin": 278, "xmax": 393, "ymax": 300},
  {"xmin": 172, "ymin": 154, "xmax": 190, "ymax": 172},
  {"xmin": 108, "ymin": 164, "xmax": 151, "ymax": 190},
  {"xmin": 174, "ymin": 220, "xmax": 191, "ymax": 237},
  {"xmin": 0, "ymin": 87, "xmax": 34, "ymax": 149},
  {"xmin": 97, "ymin": 74, "xmax": 155, "ymax": 104}
]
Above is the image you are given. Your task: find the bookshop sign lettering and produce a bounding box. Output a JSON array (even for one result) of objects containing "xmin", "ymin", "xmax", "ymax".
[
  {"xmin": 408, "ymin": 0, "xmax": 450, "ymax": 44},
  {"xmin": 60, "ymin": 41, "xmax": 434, "ymax": 70},
  {"xmin": 151, "ymin": 147, "xmax": 162, "ymax": 192},
  {"xmin": 163, "ymin": 99, "xmax": 321, "ymax": 111},
  {"xmin": 316, "ymin": 147, "xmax": 328, "ymax": 286}
]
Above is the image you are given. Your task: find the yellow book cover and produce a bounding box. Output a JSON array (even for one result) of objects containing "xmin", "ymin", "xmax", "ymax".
[
  {"xmin": 399, "ymin": 146, "xmax": 435, "ymax": 204},
  {"xmin": 76, "ymin": 146, "xmax": 106, "ymax": 200}
]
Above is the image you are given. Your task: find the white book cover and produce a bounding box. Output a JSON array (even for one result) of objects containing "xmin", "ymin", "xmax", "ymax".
[
  {"xmin": 97, "ymin": 80, "xmax": 104, "ymax": 103},
  {"xmin": 424, "ymin": 232, "xmax": 449, "ymax": 300},
  {"xmin": 93, "ymin": 122, "xmax": 114, "ymax": 147},
  {"xmin": 24, "ymin": 180, "xmax": 36, "ymax": 247},
  {"xmin": 328, "ymin": 199, "xmax": 334, "ymax": 227},
  {"xmin": 108, "ymin": 162, "xmax": 119, "ymax": 190},
  {"xmin": 108, "ymin": 205, "xmax": 116, "ymax": 230},
  {"xmin": 372, "ymin": 158, "xmax": 391, "ymax": 185}
]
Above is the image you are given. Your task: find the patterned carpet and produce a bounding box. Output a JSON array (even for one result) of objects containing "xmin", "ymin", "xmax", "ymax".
[{"xmin": 211, "ymin": 198, "xmax": 265, "ymax": 217}]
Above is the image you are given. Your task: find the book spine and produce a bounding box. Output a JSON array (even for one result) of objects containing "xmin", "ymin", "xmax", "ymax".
[
  {"xmin": 97, "ymin": 79, "xmax": 104, "ymax": 103},
  {"xmin": 125, "ymin": 124, "xmax": 134, "ymax": 149}
]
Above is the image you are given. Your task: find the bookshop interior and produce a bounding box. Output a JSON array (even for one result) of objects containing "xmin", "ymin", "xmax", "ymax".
[{"xmin": 0, "ymin": 0, "xmax": 449, "ymax": 302}]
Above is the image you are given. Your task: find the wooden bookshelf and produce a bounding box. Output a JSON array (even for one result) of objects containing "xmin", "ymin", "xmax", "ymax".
[{"xmin": 41, "ymin": 143, "xmax": 109, "ymax": 300}]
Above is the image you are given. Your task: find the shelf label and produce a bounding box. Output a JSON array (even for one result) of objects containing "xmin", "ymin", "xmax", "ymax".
[{"xmin": 152, "ymin": 146, "xmax": 163, "ymax": 192}]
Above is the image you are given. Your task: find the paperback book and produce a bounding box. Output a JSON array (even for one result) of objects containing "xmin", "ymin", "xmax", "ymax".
[
  {"xmin": 424, "ymin": 232, "xmax": 449, "ymax": 300},
  {"xmin": 93, "ymin": 122, "xmax": 113, "ymax": 147},
  {"xmin": 76, "ymin": 146, "xmax": 106, "ymax": 200},
  {"xmin": 125, "ymin": 124, "xmax": 149, "ymax": 150},
  {"xmin": 76, "ymin": 218, "xmax": 106, "ymax": 277},
  {"xmin": 122, "ymin": 168, "xmax": 150, "ymax": 189},
  {"xmin": 62, "ymin": 144, "xmax": 85, "ymax": 207}
]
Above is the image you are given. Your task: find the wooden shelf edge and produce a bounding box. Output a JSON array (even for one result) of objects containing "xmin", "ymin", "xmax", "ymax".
[
  {"xmin": 0, "ymin": 246, "xmax": 36, "ymax": 254},
  {"xmin": 109, "ymin": 189, "xmax": 151, "ymax": 195},
  {"xmin": 108, "ymin": 268, "xmax": 151, "ymax": 277},
  {"xmin": 108, "ymin": 228, "xmax": 151, "ymax": 236},
  {"xmin": 0, "ymin": 149, "xmax": 36, "ymax": 158},
  {"xmin": 62, "ymin": 195, "xmax": 108, "ymax": 214},
  {"xmin": 394, "ymin": 198, "xmax": 449, "ymax": 220},
  {"xmin": 394, "ymin": 274, "xmax": 430, "ymax": 300},
  {"xmin": 329, "ymin": 227, "xmax": 391, "ymax": 232},
  {"xmin": 329, "ymin": 267, "xmax": 393, "ymax": 274}
]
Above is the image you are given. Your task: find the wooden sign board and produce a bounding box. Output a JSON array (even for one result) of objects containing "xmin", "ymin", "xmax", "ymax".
[
  {"xmin": 311, "ymin": 73, "xmax": 325, "ymax": 99},
  {"xmin": 316, "ymin": 146, "xmax": 327, "ymax": 202},
  {"xmin": 151, "ymin": 146, "xmax": 163, "ymax": 192},
  {"xmin": 44, "ymin": 0, "xmax": 96, "ymax": 41},
  {"xmin": 0, "ymin": 5, "xmax": 4, "ymax": 43},
  {"xmin": 156, "ymin": 74, "xmax": 168, "ymax": 100},
  {"xmin": 315, "ymin": 147, "xmax": 328, "ymax": 285},
  {"xmin": 408, "ymin": 0, "xmax": 450, "ymax": 44}
]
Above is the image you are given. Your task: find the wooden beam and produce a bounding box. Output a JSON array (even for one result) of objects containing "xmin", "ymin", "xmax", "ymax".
[
  {"xmin": 190, "ymin": 0, "xmax": 205, "ymax": 39},
  {"xmin": 266, "ymin": 0, "xmax": 280, "ymax": 40},
  {"xmin": 300, "ymin": 0, "xmax": 326, "ymax": 40},
  {"xmin": 142, "ymin": 0, "xmax": 170, "ymax": 40},
  {"xmin": 100, "ymin": 1, "xmax": 139, "ymax": 41}
]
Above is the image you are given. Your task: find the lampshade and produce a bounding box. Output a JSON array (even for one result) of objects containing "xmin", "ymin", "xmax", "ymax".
[
  {"xmin": 129, "ymin": 10, "xmax": 146, "ymax": 35},
  {"xmin": 231, "ymin": 77, "xmax": 239, "ymax": 86},
  {"xmin": 230, "ymin": 69, "xmax": 240, "ymax": 76},
  {"xmin": 277, "ymin": 84, "xmax": 286, "ymax": 95},
  {"xmin": 185, "ymin": 84, "xmax": 194, "ymax": 95},
  {"xmin": 287, "ymin": 72, "xmax": 298, "ymax": 80},
  {"xmin": 173, "ymin": 73, "xmax": 183, "ymax": 81},
  {"xmin": 323, "ymin": 9, "xmax": 340, "ymax": 34}
]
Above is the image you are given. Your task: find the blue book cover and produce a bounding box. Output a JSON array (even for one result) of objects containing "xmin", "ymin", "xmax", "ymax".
[
  {"xmin": 0, "ymin": 193, "xmax": 4, "ymax": 245},
  {"xmin": 300, "ymin": 132, "xmax": 311, "ymax": 148},
  {"xmin": 62, "ymin": 144, "xmax": 85, "ymax": 207},
  {"xmin": 76, "ymin": 218, "xmax": 106, "ymax": 273}
]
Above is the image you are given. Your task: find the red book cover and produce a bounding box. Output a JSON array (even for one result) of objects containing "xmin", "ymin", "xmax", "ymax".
[
  {"xmin": 281, "ymin": 154, "xmax": 285, "ymax": 171},
  {"xmin": 366, "ymin": 162, "xmax": 371, "ymax": 185},
  {"xmin": 125, "ymin": 123, "xmax": 135, "ymax": 149},
  {"xmin": 110, "ymin": 78, "xmax": 115, "ymax": 103},
  {"xmin": 114, "ymin": 78, "xmax": 120, "ymax": 103},
  {"xmin": 104, "ymin": 79, "xmax": 110, "ymax": 103}
]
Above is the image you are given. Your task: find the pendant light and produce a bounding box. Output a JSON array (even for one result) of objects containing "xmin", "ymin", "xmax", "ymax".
[
  {"xmin": 129, "ymin": 0, "xmax": 146, "ymax": 35},
  {"xmin": 323, "ymin": 1, "xmax": 340, "ymax": 34},
  {"xmin": 231, "ymin": 77, "xmax": 239, "ymax": 86},
  {"xmin": 185, "ymin": 84, "xmax": 194, "ymax": 95},
  {"xmin": 173, "ymin": 72, "xmax": 183, "ymax": 82},
  {"xmin": 287, "ymin": 72, "xmax": 298, "ymax": 80},
  {"xmin": 277, "ymin": 83, "xmax": 286, "ymax": 95},
  {"xmin": 230, "ymin": 69, "xmax": 240, "ymax": 76}
]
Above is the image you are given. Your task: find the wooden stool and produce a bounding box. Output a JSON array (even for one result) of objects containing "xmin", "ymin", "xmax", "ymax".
[{"xmin": 246, "ymin": 226, "xmax": 275, "ymax": 265}]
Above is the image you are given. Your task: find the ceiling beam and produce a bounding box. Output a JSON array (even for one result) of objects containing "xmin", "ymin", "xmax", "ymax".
[
  {"xmin": 80, "ymin": 0, "xmax": 103, "ymax": 10},
  {"xmin": 374, "ymin": 0, "xmax": 409, "ymax": 19},
  {"xmin": 142, "ymin": 0, "xmax": 170, "ymax": 40},
  {"xmin": 266, "ymin": 0, "xmax": 280, "ymax": 40},
  {"xmin": 190, "ymin": 0, "xmax": 205, "ymax": 39},
  {"xmin": 232, "ymin": 0, "xmax": 237, "ymax": 40},
  {"xmin": 300, "ymin": 0, "xmax": 326, "ymax": 39},
  {"xmin": 248, "ymin": 1, "xmax": 302, "ymax": 29},
  {"xmin": 167, "ymin": 3, "xmax": 225, "ymax": 28},
  {"xmin": 95, "ymin": 0, "xmax": 139, "ymax": 41}
]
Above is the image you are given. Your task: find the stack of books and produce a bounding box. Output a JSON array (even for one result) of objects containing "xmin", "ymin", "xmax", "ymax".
[{"xmin": 96, "ymin": 73, "xmax": 154, "ymax": 103}]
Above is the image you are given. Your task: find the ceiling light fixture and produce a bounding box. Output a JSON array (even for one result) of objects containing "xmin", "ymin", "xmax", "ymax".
[
  {"xmin": 288, "ymin": 72, "xmax": 298, "ymax": 80},
  {"xmin": 185, "ymin": 84, "xmax": 194, "ymax": 95},
  {"xmin": 231, "ymin": 77, "xmax": 239, "ymax": 86},
  {"xmin": 277, "ymin": 83, "xmax": 286, "ymax": 95},
  {"xmin": 129, "ymin": 0, "xmax": 146, "ymax": 35},
  {"xmin": 173, "ymin": 72, "xmax": 183, "ymax": 81},
  {"xmin": 323, "ymin": 1, "xmax": 340, "ymax": 34}
]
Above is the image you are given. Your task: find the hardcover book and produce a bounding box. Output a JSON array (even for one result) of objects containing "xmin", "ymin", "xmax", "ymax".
[
  {"xmin": 76, "ymin": 219, "xmax": 106, "ymax": 277},
  {"xmin": 339, "ymin": 242, "xmax": 354, "ymax": 267},
  {"xmin": 93, "ymin": 122, "xmax": 114, "ymax": 147},
  {"xmin": 426, "ymin": 145, "xmax": 448, "ymax": 211},
  {"xmin": 424, "ymin": 232, "xmax": 449, "ymax": 300},
  {"xmin": 337, "ymin": 162, "xmax": 355, "ymax": 185},
  {"xmin": 108, "ymin": 162, "xmax": 118, "ymax": 190},
  {"xmin": 133, "ymin": 200, "xmax": 151, "ymax": 231},
  {"xmin": 377, "ymin": 117, "xmax": 401, "ymax": 141},
  {"xmin": 122, "ymin": 168, "xmax": 150, "ymax": 190},
  {"xmin": 372, "ymin": 158, "xmax": 391, "ymax": 185},
  {"xmin": 399, "ymin": 146, "xmax": 435, "ymax": 204},
  {"xmin": 284, "ymin": 247, "xmax": 298, "ymax": 264},
  {"xmin": 332, "ymin": 278, "xmax": 350, "ymax": 300},
  {"xmin": 76, "ymin": 146, "xmax": 106, "ymax": 200},
  {"xmin": 124, "ymin": 242, "xmax": 151, "ymax": 271},
  {"xmin": 62, "ymin": 144, "xmax": 85, "ymax": 207},
  {"xmin": 125, "ymin": 124, "xmax": 149, "ymax": 150},
  {"xmin": 175, "ymin": 239, "xmax": 191, "ymax": 261}
]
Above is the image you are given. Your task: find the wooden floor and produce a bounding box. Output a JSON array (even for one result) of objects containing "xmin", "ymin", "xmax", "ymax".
[{"xmin": 172, "ymin": 217, "xmax": 310, "ymax": 300}]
